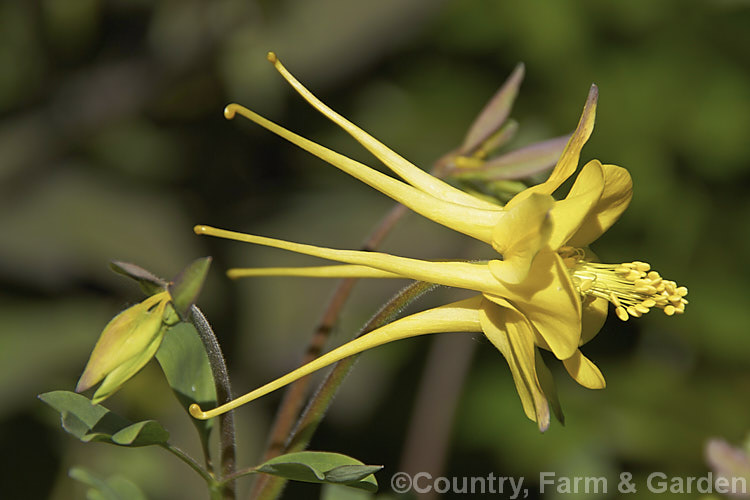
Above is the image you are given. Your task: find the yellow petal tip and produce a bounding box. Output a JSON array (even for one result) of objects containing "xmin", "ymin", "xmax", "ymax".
[
  {"xmin": 585, "ymin": 85, "xmax": 599, "ymax": 112},
  {"xmin": 75, "ymin": 378, "xmax": 91, "ymax": 394},
  {"xmin": 266, "ymin": 51, "xmax": 278, "ymax": 64},
  {"xmin": 189, "ymin": 403, "xmax": 209, "ymax": 420},
  {"xmin": 538, "ymin": 419, "xmax": 550, "ymax": 433},
  {"xmin": 193, "ymin": 225, "xmax": 209, "ymax": 235},
  {"xmin": 224, "ymin": 104, "xmax": 239, "ymax": 120}
]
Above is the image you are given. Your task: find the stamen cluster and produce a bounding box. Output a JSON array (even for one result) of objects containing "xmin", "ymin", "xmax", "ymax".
[{"xmin": 560, "ymin": 247, "xmax": 688, "ymax": 321}]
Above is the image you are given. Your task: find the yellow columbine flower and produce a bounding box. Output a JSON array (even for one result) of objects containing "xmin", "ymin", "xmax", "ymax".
[{"xmin": 189, "ymin": 53, "xmax": 687, "ymax": 430}]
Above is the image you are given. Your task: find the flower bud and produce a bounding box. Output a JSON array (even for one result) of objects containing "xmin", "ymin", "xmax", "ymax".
[{"xmin": 76, "ymin": 291, "xmax": 171, "ymax": 404}]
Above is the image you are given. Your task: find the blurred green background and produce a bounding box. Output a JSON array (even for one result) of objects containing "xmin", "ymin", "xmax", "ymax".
[{"xmin": 2, "ymin": 0, "xmax": 749, "ymax": 498}]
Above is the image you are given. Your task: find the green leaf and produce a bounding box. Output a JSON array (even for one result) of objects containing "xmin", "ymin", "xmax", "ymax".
[
  {"xmin": 256, "ymin": 451, "xmax": 382, "ymax": 492},
  {"xmin": 168, "ymin": 257, "xmax": 212, "ymax": 319},
  {"xmin": 111, "ymin": 421, "xmax": 170, "ymax": 446},
  {"xmin": 155, "ymin": 321, "xmax": 217, "ymax": 443},
  {"xmin": 39, "ymin": 390, "xmax": 169, "ymax": 447},
  {"xmin": 69, "ymin": 466, "xmax": 148, "ymax": 500},
  {"xmin": 110, "ymin": 261, "xmax": 166, "ymax": 296},
  {"xmin": 324, "ymin": 465, "xmax": 384, "ymax": 484}
]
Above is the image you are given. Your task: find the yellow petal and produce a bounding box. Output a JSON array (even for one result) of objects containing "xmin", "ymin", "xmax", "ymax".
[
  {"xmin": 196, "ymin": 225, "xmax": 505, "ymax": 296},
  {"xmin": 227, "ymin": 265, "xmax": 402, "ymax": 279},
  {"xmin": 562, "ymin": 350, "xmax": 606, "ymax": 389},
  {"xmin": 479, "ymin": 298, "xmax": 550, "ymax": 431},
  {"xmin": 581, "ymin": 296, "xmax": 608, "ymax": 345},
  {"xmin": 267, "ymin": 52, "xmax": 501, "ymax": 212},
  {"xmin": 486, "ymin": 250, "xmax": 581, "ymax": 360},
  {"xmin": 489, "ymin": 192, "xmax": 553, "ymax": 284},
  {"xmin": 191, "ymin": 295, "xmax": 484, "ymax": 419},
  {"xmin": 566, "ymin": 163, "xmax": 633, "ymax": 247},
  {"xmin": 224, "ymin": 103, "xmax": 501, "ymax": 244},
  {"xmin": 505, "ymin": 85, "xmax": 598, "ymax": 208},
  {"xmin": 547, "ymin": 160, "xmax": 605, "ymax": 250}
]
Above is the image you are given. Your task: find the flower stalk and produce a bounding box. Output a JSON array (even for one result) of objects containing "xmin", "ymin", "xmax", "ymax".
[{"xmin": 189, "ymin": 306, "xmax": 236, "ymax": 500}]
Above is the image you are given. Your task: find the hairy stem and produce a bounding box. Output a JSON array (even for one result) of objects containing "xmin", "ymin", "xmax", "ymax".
[
  {"xmin": 191, "ymin": 305, "xmax": 237, "ymax": 500},
  {"xmin": 161, "ymin": 442, "xmax": 216, "ymax": 487},
  {"xmin": 221, "ymin": 466, "xmax": 261, "ymax": 486}
]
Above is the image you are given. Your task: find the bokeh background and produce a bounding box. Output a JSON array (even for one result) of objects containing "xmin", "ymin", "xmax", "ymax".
[{"xmin": 2, "ymin": 0, "xmax": 749, "ymax": 498}]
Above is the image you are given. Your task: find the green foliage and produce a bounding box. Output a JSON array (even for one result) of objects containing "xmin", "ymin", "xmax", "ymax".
[
  {"xmin": 38, "ymin": 391, "xmax": 169, "ymax": 447},
  {"xmin": 256, "ymin": 451, "xmax": 382, "ymax": 492},
  {"xmin": 69, "ymin": 467, "xmax": 148, "ymax": 500},
  {"xmin": 109, "ymin": 262, "xmax": 167, "ymax": 297},
  {"xmin": 167, "ymin": 257, "xmax": 212, "ymax": 320},
  {"xmin": 155, "ymin": 321, "xmax": 217, "ymax": 445}
]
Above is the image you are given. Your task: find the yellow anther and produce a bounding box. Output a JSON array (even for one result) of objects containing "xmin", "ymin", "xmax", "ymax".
[
  {"xmin": 635, "ymin": 261, "xmax": 651, "ymax": 272},
  {"xmin": 616, "ymin": 306, "xmax": 629, "ymax": 321},
  {"xmin": 626, "ymin": 306, "xmax": 641, "ymax": 318},
  {"xmin": 625, "ymin": 270, "xmax": 642, "ymax": 281},
  {"xmin": 563, "ymin": 251, "xmax": 687, "ymax": 323}
]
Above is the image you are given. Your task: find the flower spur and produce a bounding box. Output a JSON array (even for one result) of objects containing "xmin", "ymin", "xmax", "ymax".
[{"xmin": 190, "ymin": 53, "xmax": 687, "ymax": 430}]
